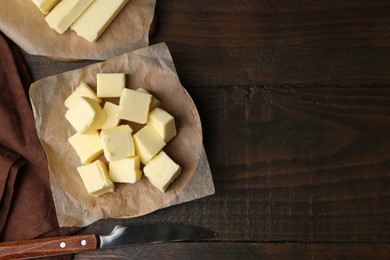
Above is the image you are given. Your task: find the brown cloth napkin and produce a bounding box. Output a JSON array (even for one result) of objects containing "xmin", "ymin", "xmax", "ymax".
[{"xmin": 0, "ymin": 34, "xmax": 80, "ymax": 254}]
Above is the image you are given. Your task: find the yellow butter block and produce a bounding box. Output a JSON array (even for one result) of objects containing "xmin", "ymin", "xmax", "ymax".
[
  {"xmin": 97, "ymin": 73, "xmax": 126, "ymax": 98},
  {"xmin": 144, "ymin": 151, "xmax": 181, "ymax": 193},
  {"xmin": 100, "ymin": 125, "xmax": 135, "ymax": 161},
  {"xmin": 68, "ymin": 131, "xmax": 103, "ymax": 164},
  {"xmin": 31, "ymin": 0, "xmax": 60, "ymax": 14},
  {"xmin": 148, "ymin": 108, "xmax": 177, "ymax": 143},
  {"xmin": 65, "ymin": 97, "xmax": 106, "ymax": 134},
  {"xmin": 119, "ymin": 89, "xmax": 152, "ymax": 124},
  {"xmin": 64, "ymin": 82, "xmax": 101, "ymax": 109},
  {"xmin": 77, "ymin": 160, "xmax": 114, "ymax": 197},
  {"xmin": 100, "ymin": 102, "xmax": 120, "ymax": 130},
  {"xmin": 71, "ymin": 0, "xmax": 129, "ymax": 42},
  {"xmin": 133, "ymin": 124, "xmax": 166, "ymax": 165},
  {"xmin": 45, "ymin": 0, "xmax": 94, "ymax": 34},
  {"xmin": 109, "ymin": 156, "xmax": 142, "ymax": 183},
  {"xmin": 137, "ymin": 88, "xmax": 161, "ymax": 110}
]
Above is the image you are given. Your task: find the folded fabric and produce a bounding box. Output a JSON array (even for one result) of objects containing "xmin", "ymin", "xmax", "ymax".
[
  {"xmin": 0, "ymin": 146, "xmax": 25, "ymax": 236},
  {"xmin": 0, "ymin": 34, "xmax": 80, "ymax": 253}
]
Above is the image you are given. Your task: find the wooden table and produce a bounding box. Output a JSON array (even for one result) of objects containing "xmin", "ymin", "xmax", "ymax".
[{"xmin": 18, "ymin": 0, "xmax": 390, "ymax": 258}]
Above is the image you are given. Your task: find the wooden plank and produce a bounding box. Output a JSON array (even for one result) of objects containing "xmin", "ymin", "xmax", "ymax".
[
  {"xmin": 74, "ymin": 242, "xmax": 390, "ymax": 259},
  {"xmin": 80, "ymin": 85, "xmax": 390, "ymax": 242},
  {"xmin": 188, "ymin": 85, "xmax": 390, "ymax": 241},
  {"xmin": 21, "ymin": 1, "xmax": 390, "ymax": 86},
  {"xmin": 151, "ymin": 0, "xmax": 390, "ymax": 86},
  {"xmin": 21, "ymin": 52, "xmax": 94, "ymax": 81},
  {"xmin": 16, "ymin": 0, "xmax": 390, "ymax": 246}
]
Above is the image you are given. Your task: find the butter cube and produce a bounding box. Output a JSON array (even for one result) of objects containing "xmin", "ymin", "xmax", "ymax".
[
  {"xmin": 119, "ymin": 89, "xmax": 152, "ymax": 124},
  {"xmin": 148, "ymin": 108, "xmax": 177, "ymax": 143},
  {"xmin": 45, "ymin": 0, "xmax": 94, "ymax": 34},
  {"xmin": 31, "ymin": 0, "xmax": 60, "ymax": 14},
  {"xmin": 100, "ymin": 125, "xmax": 135, "ymax": 161},
  {"xmin": 65, "ymin": 97, "xmax": 106, "ymax": 134},
  {"xmin": 77, "ymin": 160, "xmax": 114, "ymax": 197},
  {"xmin": 97, "ymin": 73, "xmax": 126, "ymax": 98},
  {"xmin": 133, "ymin": 125, "xmax": 166, "ymax": 165},
  {"xmin": 68, "ymin": 131, "xmax": 103, "ymax": 164},
  {"xmin": 137, "ymin": 88, "xmax": 161, "ymax": 110},
  {"xmin": 64, "ymin": 82, "xmax": 101, "ymax": 109},
  {"xmin": 144, "ymin": 151, "xmax": 181, "ymax": 193},
  {"xmin": 71, "ymin": 0, "xmax": 129, "ymax": 42},
  {"xmin": 109, "ymin": 156, "xmax": 142, "ymax": 183},
  {"xmin": 100, "ymin": 102, "xmax": 120, "ymax": 129}
]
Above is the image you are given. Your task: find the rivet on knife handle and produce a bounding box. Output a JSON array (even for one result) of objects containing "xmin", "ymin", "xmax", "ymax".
[{"xmin": 0, "ymin": 234, "xmax": 97, "ymax": 259}]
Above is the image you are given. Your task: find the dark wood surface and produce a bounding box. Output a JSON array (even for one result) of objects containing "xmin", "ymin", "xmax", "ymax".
[{"xmin": 17, "ymin": 0, "xmax": 390, "ymax": 258}]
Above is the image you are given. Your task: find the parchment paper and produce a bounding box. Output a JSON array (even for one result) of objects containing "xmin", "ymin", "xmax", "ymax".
[
  {"xmin": 29, "ymin": 42, "xmax": 215, "ymax": 227},
  {"xmin": 0, "ymin": 0, "xmax": 156, "ymax": 60}
]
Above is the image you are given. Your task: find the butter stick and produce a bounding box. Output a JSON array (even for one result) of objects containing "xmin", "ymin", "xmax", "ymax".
[
  {"xmin": 31, "ymin": 0, "xmax": 60, "ymax": 14},
  {"xmin": 45, "ymin": 0, "xmax": 94, "ymax": 34},
  {"xmin": 71, "ymin": 0, "xmax": 129, "ymax": 42}
]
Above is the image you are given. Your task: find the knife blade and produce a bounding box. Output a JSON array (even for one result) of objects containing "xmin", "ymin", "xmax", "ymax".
[{"xmin": 0, "ymin": 224, "xmax": 217, "ymax": 259}]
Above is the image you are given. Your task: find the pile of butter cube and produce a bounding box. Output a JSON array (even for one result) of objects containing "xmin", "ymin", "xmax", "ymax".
[
  {"xmin": 64, "ymin": 73, "xmax": 181, "ymax": 197},
  {"xmin": 31, "ymin": 0, "xmax": 129, "ymax": 42}
]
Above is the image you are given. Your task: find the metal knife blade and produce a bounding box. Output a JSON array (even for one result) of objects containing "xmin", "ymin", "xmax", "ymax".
[
  {"xmin": 0, "ymin": 224, "xmax": 217, "ymax": 259},
  {"xmin": 99, "ymin": 223, "xmax": 217, "ymax": 249}
]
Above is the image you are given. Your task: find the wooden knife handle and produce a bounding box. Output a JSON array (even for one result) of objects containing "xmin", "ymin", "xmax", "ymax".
[{"xmin": 0, "ymin": 234, "xmax": 98, "ymax": 259}]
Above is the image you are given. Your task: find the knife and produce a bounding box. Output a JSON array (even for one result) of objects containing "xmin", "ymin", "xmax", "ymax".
[{"xmin": 0, "ymin": 224, "xmax": 217, "ymax": 259}]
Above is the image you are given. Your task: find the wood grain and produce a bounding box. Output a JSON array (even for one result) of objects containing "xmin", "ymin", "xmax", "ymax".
[
  {"xmin": 150, "ymin": 0, "xmax": 390, "ymax": 86},
  {"xmin": 74, "ymin": 242, "xmax": 390, "ymax": 259},
  {"xmin": 14, "ymin": 0, "xmax": 390, "ymax": 258},
  {"xmin": 21, "ymin": 1, "xmax": 390, "ymax": 86},
  {"xmin": 79, "ymin": 85, "xmax": 390, "ymax": 242},
  {"xmin": 187, "ymin": 85, "xmax": 390, "ymax": 242}
]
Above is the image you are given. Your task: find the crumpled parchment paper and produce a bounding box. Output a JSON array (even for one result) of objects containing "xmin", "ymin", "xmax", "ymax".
[
  {"xmin": 0, "ymin": 0, "xmax": 156, "ymax": 60},
  {"xmin": 29, "ymin": 42, "xmax": 215, "ymax": 227}
]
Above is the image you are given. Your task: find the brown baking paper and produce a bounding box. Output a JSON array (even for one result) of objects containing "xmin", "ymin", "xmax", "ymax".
[
  {"xmin": 0, "ymin": 0, "xmax": 155, "ymax": 60},
  {"xmin": 29, "ymin": 42, "xmax": 215, "ymax": 227}
]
